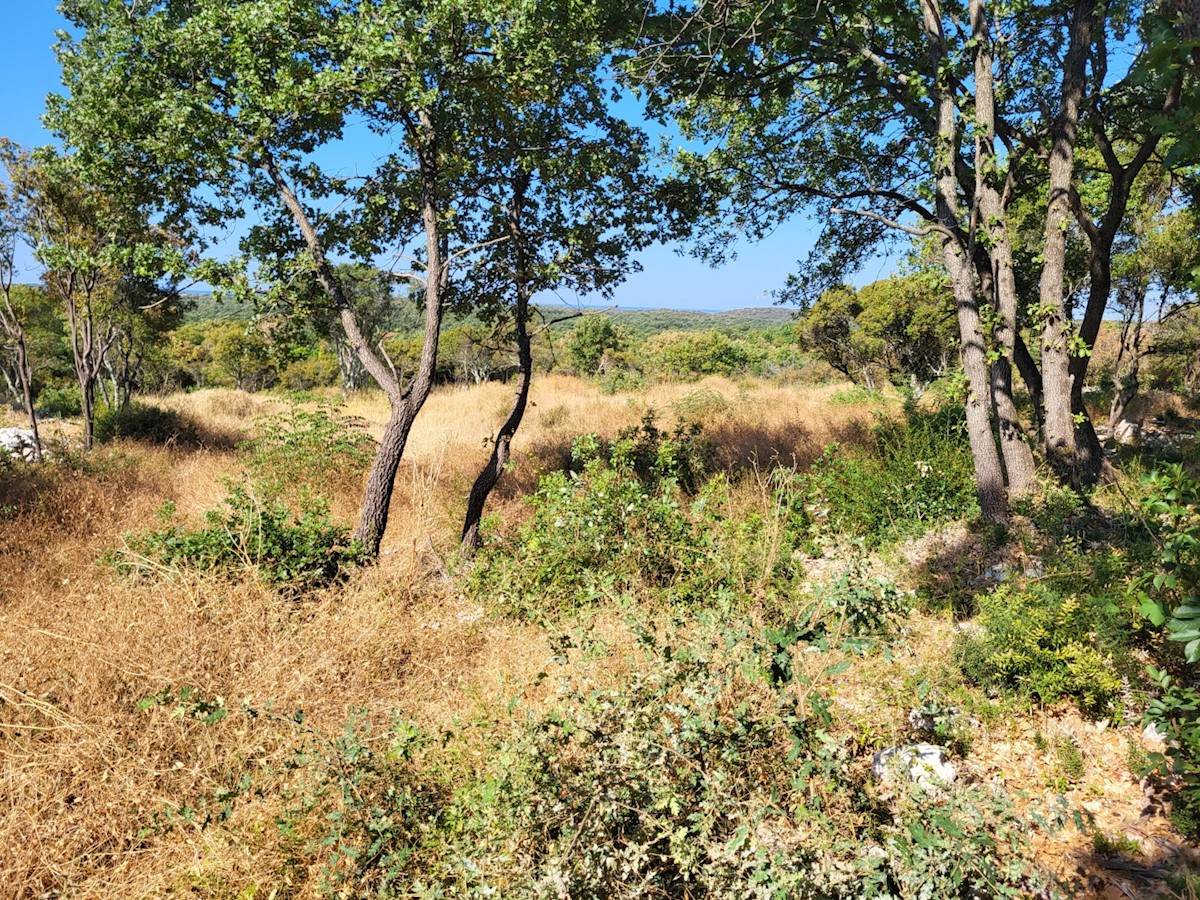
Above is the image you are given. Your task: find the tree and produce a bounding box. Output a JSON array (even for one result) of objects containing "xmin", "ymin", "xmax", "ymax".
[
  {"xmin": 637, "ymin": 0, "xmax": 1192, "ymax": 517},
  {"xmin": 0, "ymin": 178, "xmax": 42, "ymax": 458},
  {"xmin": 569, "ymin": 315, "xmax": 626, "ymax": 376},
  {"xmin": 52, "ymin": 0, "xmax": 641, "ymax": 559},
  {"xmin": 453, "ymin": 5, "xmax": 659, "ymax": 552},
  {"xmin": 2, "ymin": 143, "xmax": 182, "ymax": 449}
]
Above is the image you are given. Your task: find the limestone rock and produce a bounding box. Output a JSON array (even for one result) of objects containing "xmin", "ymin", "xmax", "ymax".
[
  {"xmin": 0, "ymin": 428, "xmax": 38, "ymax": 461},
  {"xmin": 872, "ymin": 743, "xmax": 957, "ymax": 789}
]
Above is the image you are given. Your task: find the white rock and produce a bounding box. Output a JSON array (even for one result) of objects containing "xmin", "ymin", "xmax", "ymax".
[
  {"xmin": 1113, "ymin": 420, "xmax": 1143, "ymax": 446},
  {"xmin": 0, "ymin": 428, "xmax": 38, "ymax": 461},
  {"xmin": 872, "ymin": 743, "xmax": 957, "ymax": 789}
]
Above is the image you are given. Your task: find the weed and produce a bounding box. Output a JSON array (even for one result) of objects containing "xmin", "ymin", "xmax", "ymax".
[
  {"xmin": 955, "ymin": 585, "xmax": 1129, "ymax": 715},
  {"xmin": 116, "ymin": 487, "xmax": 364, "ymax": 592},
  {"xmin": 791, "ymin": 405, "xmax": 978, "ymax": 548},
  {"xmin": 240, "ymin": 404, "xmax": 375, "ymax": 503}
]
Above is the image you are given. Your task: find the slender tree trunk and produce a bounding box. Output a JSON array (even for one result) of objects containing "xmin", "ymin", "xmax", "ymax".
[
  {"xmin": 971, "ymin": 0, "xmax": 1036, "ymax": 497},
  {"xmin": 462, "ymin": 174, "xmax": 534, "ymax": 556},
  {"xmin": 922, "ymin": 0, "xmax": 1008, "ymax": 524},
  {"xmin": 0, "ymin": 285, "xmax": 42, "ymax": 459},
  {"xmin": 12, "ymin": 333, "xmax": 42, "ymax": 459},
  {"xmin": 1037, "ymin": 0, "xmax": 1093, "ymax": 482},
  {"xmin": 261, "ymin": 123, "xmax": 446, "ymax": 560}
]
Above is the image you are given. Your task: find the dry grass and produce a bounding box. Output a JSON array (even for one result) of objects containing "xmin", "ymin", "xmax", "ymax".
[
  {"xmin": 26, "ymin": 375, "xmax": 1178, "ymax": 897},
  {"xmin": 1, "ymin": 376, "xmax": 886, "ymax": 897}
]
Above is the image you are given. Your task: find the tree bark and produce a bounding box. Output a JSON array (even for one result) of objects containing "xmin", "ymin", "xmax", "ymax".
[
  {"xmin": 922, "ymin": 0, "xmax": 1009, "ymax": 524},
  {"xmin": 971, "ymin": 0, "xmax": 1036, "ymax": 497},
  {"xmin": 260, "ymin": 116, "xmax": 446, "ymax": 560},
  {"xmin": 462, "ymin": 174, "xmax": 534, "ymax": 556},
  {"xmin": 1037, "ymin": 0, "xmax": 1093, "ymax": 482}
]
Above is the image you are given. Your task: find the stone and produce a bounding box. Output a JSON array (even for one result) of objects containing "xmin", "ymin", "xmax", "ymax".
[
  {"xmin": 1113, "ymin": 420, "xmax": 1143, "ymax": 446},
  {"xmin": 872, "ymin": 743, "xmax": 957, "ymax": 789},
  {"xmin": 0, "ymin": 428, "xmax": 38, "ymax": 461}
]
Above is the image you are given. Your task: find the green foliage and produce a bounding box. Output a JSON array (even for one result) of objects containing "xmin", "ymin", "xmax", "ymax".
[
  {"xmin": 37, "ymin": 384, "xmax": 82, "ymax": 418},
  {"xmin": 568, "ymin": 314, "xmax": 625, "ymax": 376},
  {"xmin": 955, "ymin": 585, "xmax": 1128, "ymax": 715},
  {"xmin": 279, "ymin": 351, "xmax": 339, "ymax": 391},
  {"xmin": 814, "ymin": 557, "xmax": 912, "ymax": 639},
  {"xmin": 428, "ymin": 625, "xmax": 1054, "ymax": 899},
  {"xmin": 790, "ymin": 406, "xmax": 978, "ymax": 547},
  {"xmin": 239, "ymin": 404, "xmax": 375, "ymax": 503},
  {"xmin": 278, "ymin": 712, "xmax": 439, "ymax": 898},
  {"xmin": 647, "ymin": 329, "xmax": 763, "ymax": 379},
  {"xmin": 118, "ymin": 488, "xmax": 364, "ymax": 592},
  {"xmin": 1132, "ymin": 464, "xmax": 1200, "ymax": 836},
  {"xmin": 472, "ymin": 419, "xmax": 805, "ymax": 616},
  {"xmin": 93, "ymin": 400, "xmax": 193, "ymax": 444},
  {"xmin": 136, "ymin": 685, "xmax": 228, "ymax": 726},
  {"xmin": 856, "ymin": 783, "xmax": 1061, "ymax": 900},
  {"xmin": 442, "ymin": 626, "xmax": 840, "ymax": 898}
]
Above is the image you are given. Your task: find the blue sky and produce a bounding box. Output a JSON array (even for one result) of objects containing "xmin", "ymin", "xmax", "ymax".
[{"xmin": 0, "ymin": 6, "xmax": 895, "ymax": 313}]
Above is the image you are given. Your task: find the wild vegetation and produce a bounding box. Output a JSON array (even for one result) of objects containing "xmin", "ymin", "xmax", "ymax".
[
  {"xmin": 2, "ymin": 370, "xmax": 1200, "ymax": 897},
  {"xmin": 1, "ymin": 0, "xmax": 1199, "ymax": 896}
]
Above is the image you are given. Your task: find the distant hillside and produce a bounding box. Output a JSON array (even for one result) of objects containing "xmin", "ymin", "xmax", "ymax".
[
  {"xmin": 182, "ymin": 295, "xmax": 799, "ymax": 336},
  {"xmin": 538, "ymin": 305, "xmax": 797, "ymax": 336}
]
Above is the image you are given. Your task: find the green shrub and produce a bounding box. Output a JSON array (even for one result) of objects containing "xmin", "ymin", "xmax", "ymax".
[
  {"xmin": 240, "ymin": 404, "xmax": 375, "ymax": 502},
  {"xmin": 790, "ymin": 405, "xmax": 978, "ymax": 548},
  {"xmin": 118, "ymin": 487, "xmax": 364, "ymax": 591},
  {"xmin": 955, "ymin": 585, "xmax": 1128, "ymax": 715},
  {"xmin": 442, "ymin": 627, "xmax": 839, "ymax": 898},
  {"xmin": 94, "ymin": 401, "xmax": 194, "ymax": 444},
  {"xmin": 815, "ymin": 557, "xmax": 912, "ymax": 639},
  {"xmin": 1132, "ymin": 463, "xmax": 1200, "ymax": 835},
  {"xmin": 471, "ymin": 421, "xmax": 805, "ymax": 616},
  {"xmin": 36, "ymin": 384, "xmax": 81, "ymax": 418},
  {"xmin": 431, "ymin": 626, "xmax": 1054, "ymax": 899},
  {"xmin": 278, "ymin": 712, "xmax": 441, "ymax": 897},
  {"xmin": 279, "ymin": 352, "xmax": 340, "ymax": 391}
]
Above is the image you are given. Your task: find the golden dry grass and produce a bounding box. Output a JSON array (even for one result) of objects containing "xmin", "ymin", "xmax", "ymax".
[
  {"xmin": 1, "ymin": 376, "xmax": 887, "ymax": 897},
  {"xmin": 38, "ymin": 375, "xmax": 1186, "ymax": 897}
]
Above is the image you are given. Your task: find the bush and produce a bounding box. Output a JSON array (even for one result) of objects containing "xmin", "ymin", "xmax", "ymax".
[
  {"xmin": 791, "ymin": 405, "xmax": 978, "ymax": 547},
  {"xmin": 36, "ymin": 384, "xmax": 82, "ymax": 418},
  {"xmin": 1132, "ymin": 463, "xmax": 1200, "ymax": 835},
  {"xmin": 471, "ymin": 420, "xmax": 806, "ymax": 616},
  {"xmin": 117, "ymin": 487, "xmax": 365, "ymax": 592},
  {"xmin": 279, "ymin": 352, "xmax": 340, "ymax": 391},
  {"xmin": 94, "ymin": 401, "xmax": 194, "ymax": 445},
  {"xmin": 431, "ymin": 626, "xmax": 1055, "ymax": 899},
  {"xmin": 240, "ymin": 404, "xmax": 376, "ymax": 502},
  {"xmin": 955, "ymin": 585, "xmax": 1128, "ymax": 715},
  {"xmin": 814, "ymin": 556, "xmax": 912, "ymax": 640}
]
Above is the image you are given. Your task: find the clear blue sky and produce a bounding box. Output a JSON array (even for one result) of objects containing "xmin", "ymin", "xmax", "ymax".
[{"xmin": 0, "ymin": 6, "xmax": 895, "ymax": 313}]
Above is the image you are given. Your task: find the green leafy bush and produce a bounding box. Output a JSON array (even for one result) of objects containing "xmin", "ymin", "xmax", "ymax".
[
  {"xmin": 791, "ymin": 405, "xmax": 978, "ymax": 547},
  {"xmin": 240, "ymin": 404, "xmax": 375, "ymax": 502},
  {"xmin": 955, "ymin": 585, "xmax": 1128, "ymax": 715},
  {"xmin": 94, "ymin": 401, "xmax": 195, "ymax": 444},
  {"xmin": 472, "ymin": 422, "xmax": 804, "ymax": 615},
  {"xmin": 815, "ymin": 557, "xmax": 912, "ymax": 639},
  {"xmin": 1131, "ymin": 463, "xmax": 1200, "ymax": 835},
  {"xmin": 429, "ymin": 627, "xmax": 1054, "ymax": 899},
  {"xmin": 278, "ymin": 712, "xmax": 440, "ymax": 898},
  {"xmin": 442, "ymin": 628, "xmax": 840, "ymax": 898},
  {"xmin": 36, "ymin": 384, "xmax": 82, "ymax": 418},
  {"xmin": 119, "ymin": 488, "xmax": 364, "ymax": 591}
]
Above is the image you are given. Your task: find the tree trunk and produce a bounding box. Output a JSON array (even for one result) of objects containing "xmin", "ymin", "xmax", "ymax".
[
  {"xmin": 462, "ymin": 174, "xmax": 534, "ymax": 556},
  {"xmin": 261, "ymin": 123, "xmax": 446, "ymax": 561},
  {"xmin": 1037, "ymin": 0, "xmax": 1093, "ymax": 482},
  {"xmin": 922, "ymin": 0, "xmax": 1008, "ymax": 524},
  {"xmin": 971, "ymin": 0, "xmax": 1036, "ymax": 497},
  {"xmin": 13, "ymin": 331, "xmax": 42, "ymax": 460}
]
